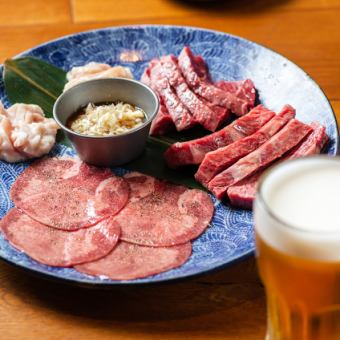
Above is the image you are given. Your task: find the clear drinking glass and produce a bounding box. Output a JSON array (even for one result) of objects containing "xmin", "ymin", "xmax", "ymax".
[{"xmin": 254, "ymin": 156, "xmax": 340, "ymax": 340}]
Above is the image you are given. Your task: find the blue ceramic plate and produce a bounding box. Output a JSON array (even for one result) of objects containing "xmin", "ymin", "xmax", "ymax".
[{"xmin": 0, "ymin": 25, "xmax": 338, "ymax": 285}]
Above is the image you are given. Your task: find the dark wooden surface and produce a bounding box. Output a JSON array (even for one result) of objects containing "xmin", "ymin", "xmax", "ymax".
[{"xmin": 0, "ymin": 258, "xmax": 265, "ymax": 339}]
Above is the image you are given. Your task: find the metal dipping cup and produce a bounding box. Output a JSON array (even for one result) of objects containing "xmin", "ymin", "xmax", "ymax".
[{"xmin": 53, "ymin": 78, "xmax": 159, "ymax": 167}]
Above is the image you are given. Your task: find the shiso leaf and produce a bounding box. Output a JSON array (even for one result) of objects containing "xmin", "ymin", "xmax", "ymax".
[
  {"xmin": 5, "ymin": 57, "xmax": 70, "ymax": 147},
  {"xmin": 4, "ymin": 57, "xmax": 66, "ymax": 116}
]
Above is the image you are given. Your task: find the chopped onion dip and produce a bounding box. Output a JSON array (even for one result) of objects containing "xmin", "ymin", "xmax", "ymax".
[{"xmin": 67, "ymin": 102, "xmax": 146, "ymax": 136}]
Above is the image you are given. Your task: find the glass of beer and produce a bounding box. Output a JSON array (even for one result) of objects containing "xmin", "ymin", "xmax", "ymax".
[{"xmin": 254, "ymin": 156, "xmax": 340, "ymax": 340}]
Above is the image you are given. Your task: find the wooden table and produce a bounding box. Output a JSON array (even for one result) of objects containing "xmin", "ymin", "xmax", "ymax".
[{"xmin": 0, "ymin": 1, "xmax": 339, "ymax": 338}]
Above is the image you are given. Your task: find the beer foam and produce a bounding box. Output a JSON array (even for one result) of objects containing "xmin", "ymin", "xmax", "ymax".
[{"xmin": 254, "ymin": 156, "xmax": 340, "ymax": 261}]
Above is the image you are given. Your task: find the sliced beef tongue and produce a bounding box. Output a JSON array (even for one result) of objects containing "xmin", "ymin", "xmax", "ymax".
[
  {"xmin": 0, "ymin": 209, "xmax": 121, "ymax": 267},
  {"xmin": 159, "ymin": 55, "xmax": 225, "ymax": 132},
  {"xmin": 10, "ymin": 157, "xmax": 129, "ymax": 231},
  {"xmin": 149, "ymin": 61, "xmax": 196, "ymax": 131},
  {"xmin": 227, "ymin": 121, "xmax": 328, "ymax": 209},
  {"xmin": 164, "ymin": 105, "xmax": 275, "ymax": 168},
  {"xmin": 114, "ymin": 172, "xmax": 214, "ymax": 247},
  {"xmin": 195, "ymin": 105, "xmax": 296, "ymax": 186},
  {"xmin": 208, "ymin": 119, "xmax": 313, "ymax": 199},
  {"xmin": 178, "ymin": 46, "xmax": 253, "ymax": 116},
  {"xmin": 75, "ymin": 241, "xmax": 192, "ymax": 280}
]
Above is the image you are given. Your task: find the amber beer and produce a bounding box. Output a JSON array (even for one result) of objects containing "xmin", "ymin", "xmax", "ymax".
[{"xmin": 254, "ymin": 157, "xmax": 340, "ymax": 340}]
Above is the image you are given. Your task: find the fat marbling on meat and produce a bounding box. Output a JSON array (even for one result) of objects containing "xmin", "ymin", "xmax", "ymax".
[
  {"xmin": 178, "ymin": 47, "xmax": 254, "ymax": 116},
  {"xmin": 227, "ymin": 121, "xmax": 328, "ymax": 209},
  {"xmin": 195, "ymin": 105, "xmax": 296, "ymax": 186},
  {"xmin": 164, "ymin": 105, "xmax": 275, "ymax": 168},
  {"xmin": 208, "ymin": 119, "xmax": 313, "ymax": 199}
]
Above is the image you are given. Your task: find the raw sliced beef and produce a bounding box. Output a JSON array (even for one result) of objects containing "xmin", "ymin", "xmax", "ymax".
[
  {"xmin": 285, "ymin": 121, "xmax": 328, "ymax": 158},
  {"xmin": 115, "ymin": 172, "xmax": 214, "ymax": 247},
  {"xmin": 159, "ymin": 55, "xmax": 225, "ymax": 131},
  {"xmin": 178, "ymin": 47, "xmax": 253, "ymax": 116},
  {"xmin": 142, "ymin": 49, "xmax": 254, "ymax": 134},
  {"xmin": 150, "ymin": 102, "xmax": 175, "ymax": 136},
  {"xmin": 192, "ymin": 54, "xmax": 211, "ymax": 83},
  {"xmin": 141, "ymin": 67, "xmax": 175, "ymax": 136},
  {"xmin": 227, "ymin": 172, "xmax": 261, "ymax": 209},
  {"xmin": 208, "ymin": 119, "xmax": 313, "ymax": 199},
  {"xmin": 195, "ymin": 105, "xmax": 295, "ymax": 186},
  {"xmin": 10, "ymin": 157, "xmax": 129, "ymax": 230},
  {"xmin": 149, "ymin": 60, "xmax": 196, "ymax": 131},
  {"xmin": 227, "ymin": 122, "xmax": 328, "ymax": 209},
  {"xmin": 0, "ymin": 208, "xmax": 120, "ymax": 267},
  {"xmin": 164, "ymin": 105, "xmax": 275, "ymax": 168},
  {"xmin": 216, "ymin": 79, "xmax": 256, "ymax": 110},
  {"xmin": 75, "ymin": 241, "xmax": 192, "ymax": 280},
  {"xmin": 185, "ymin": 50, "xmax": 256, "ymax": 109},
  {"xmin": 140, "ymin": 66, "xmax": 152, "ymax": 86},
  {"xmin": 168, "ymin": 53, "xmax": 229, "ymax": 127},
  {"xmin": 198, "ymin": 95, "xmax": 231, "ymax": 129}
]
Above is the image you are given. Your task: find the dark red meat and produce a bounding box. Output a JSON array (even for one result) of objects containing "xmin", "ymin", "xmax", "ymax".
[
  {"xmin": 75, "ymin": 241, "xmax": 192, "ymax": 280},
  {"xmin": 140, "ymin": 66, "xmax": 152, "ymax": 86},
  {"xmin": 178, "ymin": 47, "xmax": 253, "ymax": 116},
  {"xmin": 198, "ymin": 95, "xmax": 231, "ymax": 129},
  {"xmin": 0, "ymin": 208, "xmax": 120, "ymax": 267},
  {"xmin": 141, "ymin": 66, "xmax": 175, "ymax": 136},
  {"xmin": 10, "ymin": 157, "xmax": 129, "ymax": 231},
  {"xmin": 188, "ymin": 51, "xmax": 256, "ymax": 109},
  {"xmin": 285, "ymin": 122, "xmax": 328, "ymax": 158},
  {"xmin": 195, "ymin": 105, "xmax": 296, "ymax": 186},
  {"xmin": 227, "ymin": 172, "xmax": 261, "ymax": 210},
  {"xmin": 188, "ymin": 51, "xmax": 255, "ymax": 113},
  {"xmin": 143, "ymin": 49, "xmax": 255, "ymax": 133},
  {"xmin": 192, "ymin": 54, "xmax": 212, "ymax": 83},
  {"xmin": 115, "ymin": 172, "xmax": 214, "ymax": 247},
  {"xmin": 208, "ymin": 119, "xmax": 313, "ymax": 199},
  {"xmin": 216, "ymin": 79, "xmax": 256, "ymax": 110},
  {"xmin": 179, "ymin": 53, "xmax": 231, "ymax": 126},
  {"xmin": 150, "ymin": 102, "xmax": 175, "ymax": 136},
  {"xmin": 164, "ymin": 105, "xmax": 275, "ymax": 168},
  {"xmin": 149, "ymin": 61, "xmax": 196, "ymax": 131},
  {"xmin": 227, "ymin": 122, "xmax": 328, "ymax": 209},
  {"xmin": 159, "ymin": 55, "xmax": 225, "ymax": 131}
]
